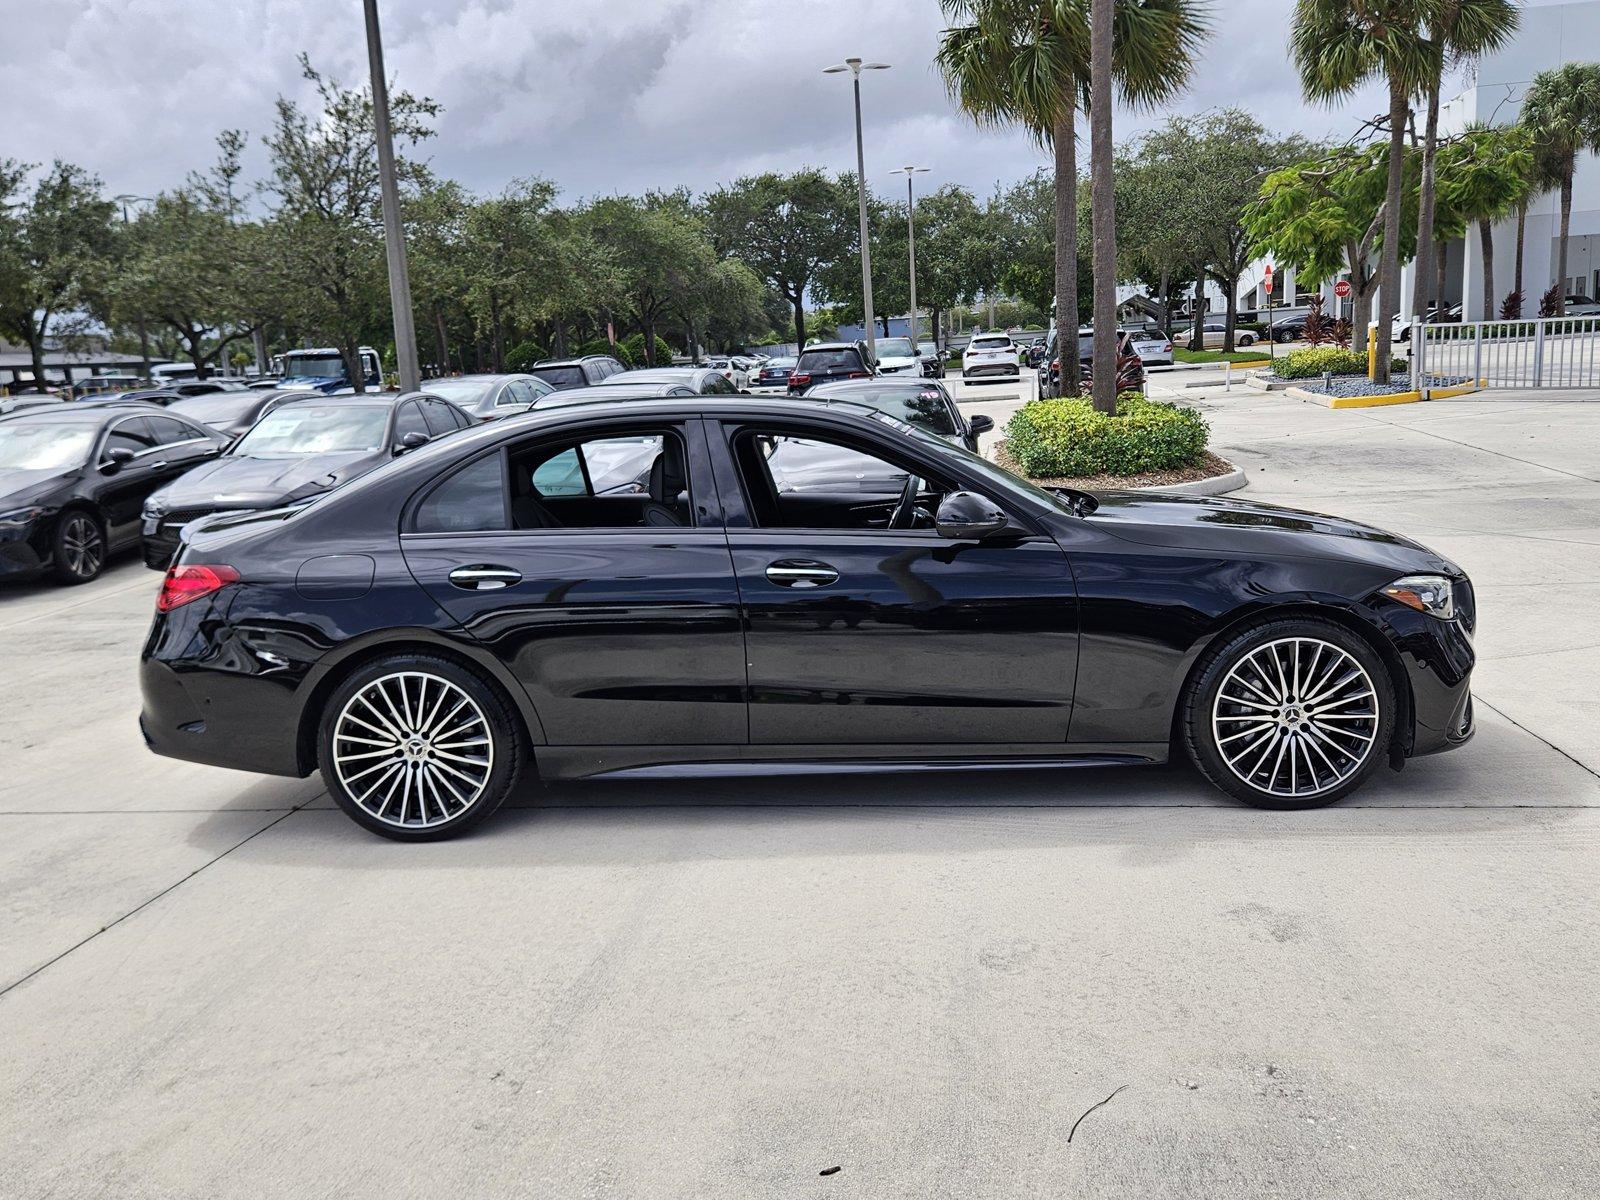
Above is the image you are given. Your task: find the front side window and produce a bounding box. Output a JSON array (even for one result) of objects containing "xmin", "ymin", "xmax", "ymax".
[
  {"xmin": 394, "ymin": 402, "xmax": 431, "ymax": 444},
  {"xmin": 729, "ymin": 426, "xmax": 951, "ymax": 531},
  {"xmin": 105, "ymin": 418, "xmax": 158, "ymax": 457}
]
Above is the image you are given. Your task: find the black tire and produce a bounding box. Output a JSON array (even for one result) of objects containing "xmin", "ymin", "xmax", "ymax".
[
  {"xmin": 1238, "ymin": 333, "xmax": 1255, "ymax": 346},
  {"xmin": 1182, "ymin": 617, "xmax": 1395, "ymax": 811},
  {"xmin": 318, "ymin": 653, "xmax": 525, "ymax": 841},
  {"xmin": 51, "ymin": 510, "xmax": 106, "ymax": 584}
]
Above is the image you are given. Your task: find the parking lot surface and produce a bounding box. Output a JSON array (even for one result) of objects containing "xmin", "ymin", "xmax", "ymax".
[{"xmin": 4, "ymin": 384, "xmax": 1599, "ymax": 1198}]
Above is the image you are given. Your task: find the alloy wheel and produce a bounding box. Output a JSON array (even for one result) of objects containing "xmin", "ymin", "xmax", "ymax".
[
  {"xmin": 1211, "ymin": 637, "xmax": 1380, "ymax": 800},
  {"xmin": 60, "ymin": 515, "xmax": 104, "ymax": 579},
  {"xmin": 331, "ymin": 671, "xmax": 495, "ymax": 829}
]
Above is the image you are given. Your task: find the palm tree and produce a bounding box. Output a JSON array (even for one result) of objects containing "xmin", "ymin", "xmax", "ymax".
[
  {"xmin": 1292, "ymin": 0, "xmax": 1434, "ymax": 379},
  {"xmin": 1519, "ymin": 63, "xmax": 1600, "ymax": 316},
  {"xmin": 937, "ymin": 0, "xmax": 1208, "ymax": 408},
  {"xmin": 1412, "ymin": 0, "xmax": 1520, "ymax": 319}
]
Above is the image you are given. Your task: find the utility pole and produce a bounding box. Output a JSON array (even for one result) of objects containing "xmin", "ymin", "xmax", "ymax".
[
  {"xmin": 890, "ymin": 166, "xmax": 929, "ymax": 350},
  {"xmin": 363, "ymin": 0, "xmax": 420, "ymax": 393},
  {"xmin": 825, "ymin": 58, "xmax": 889, "ymax": 362},
  {"xmin": 114, "ymin": 195, "xmax": 153, "ymax": 380}
]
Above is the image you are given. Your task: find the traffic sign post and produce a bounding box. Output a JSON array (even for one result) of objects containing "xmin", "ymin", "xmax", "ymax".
[
  {"xmin": 1264, "ymin": 265, "xmax": 1275, "ymax": 362},
  {"xmin": 1334, "ymin": 277, "xmax": 1352, "ymax": 325}
]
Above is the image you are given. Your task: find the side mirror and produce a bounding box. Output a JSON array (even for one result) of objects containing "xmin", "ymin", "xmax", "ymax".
[
  {"xmin": 101, "ymin": 446, "xmax": 136, "ymax": 473},
  {"xmin": 395, "ymin": 430, "xmax": 430, "ymax": 454},
  {"xmin": 967, "ymin": 414, "xmax": 995, "ymax": 436},
  {"xmin": 935, "ymin": 490, "xmax": 1011, "ymax": 540}
]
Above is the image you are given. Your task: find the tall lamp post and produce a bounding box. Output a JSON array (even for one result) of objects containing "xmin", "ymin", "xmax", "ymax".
[
  {"xmin": 362, "ymin": 0, "xmax": 420, "ymax": 393},
  {"xmin": 824, "ymin": 57, "xmax": 889, "ymax": 362},
  {"xmin": 113, "ymin": 195, "xmax": 154, "ymax": 380},
  {"xmin": 889, "ymin": 165, "xmax": 929, "ymax": 350}
]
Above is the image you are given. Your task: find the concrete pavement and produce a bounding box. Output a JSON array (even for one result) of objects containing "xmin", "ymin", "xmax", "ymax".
[{"xmin": 3, "ymin": 383, "xmax": 1600, "ymax": 1198}]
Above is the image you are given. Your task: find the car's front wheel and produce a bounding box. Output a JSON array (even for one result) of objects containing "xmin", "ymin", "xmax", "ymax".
[
  {"xmin": 1183, "ymin": 618, "xmax": 1394, "ymax": 810},
  {"xmin": 319, "ymin": 654, "xmax": 524, "ymax": 840},
  {"xmin": 51, "ymin": 510, "xmax": 106, "ymax": 584}
]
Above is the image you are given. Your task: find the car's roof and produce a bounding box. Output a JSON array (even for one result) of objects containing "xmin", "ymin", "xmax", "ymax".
[
  {"xmin": 533, "ymin": 356, "xmax": 615, "ymax": 366},
  {"xmin": 569, "ymin": 381, "xmax": 692, "ymax": 396},
  {"xmin": 0, "ymin": 401, "xmax": 167, "ymax": 424},
  {"xmin": 808, "ymin": 378, "xmax": 942, "ymax": 396},
  {"xmin": 423, "ymin": 373, "xmax": 525, "ymax": 384},
  {"xmin": 598, "ymin": 367, "xmax": 708, "ymax": 382}
]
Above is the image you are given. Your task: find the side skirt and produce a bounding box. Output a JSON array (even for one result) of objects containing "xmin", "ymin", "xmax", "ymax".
[{"xmin": 536, "ymin": 742, "xmax": 1170, "ymax": 782}]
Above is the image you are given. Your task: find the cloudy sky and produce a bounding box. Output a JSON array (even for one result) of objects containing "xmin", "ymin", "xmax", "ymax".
[{"xmin": 10, "ymin": 0, "xmax": 1557, "ymax": 206}]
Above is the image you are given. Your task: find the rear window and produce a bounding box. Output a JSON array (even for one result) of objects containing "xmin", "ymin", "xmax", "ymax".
[
  {"xmin": 796, "ymin": 349, "xmax": 862, "ymax": 372},
  {"xmin": 529, "ymin": 366, "xmax": 587, "ymax": 389},
  {"xmin": 971, "ymin": 336, "xmax": 1012, "ymax": 350}
]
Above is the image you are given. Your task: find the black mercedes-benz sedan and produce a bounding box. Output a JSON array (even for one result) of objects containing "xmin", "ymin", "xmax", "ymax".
[
  {"xmin": 167, "ymin": 388, "xmax": 300, "ymax": 440},
  {"xmin": 139, "ymin": 391, "xmax": 472, "ymax": 569},
  {"xmin": 0, "ymin": 404, "xmax": 227, "ymax": 584},
  {"xmin": 140, "ymin": 396, "xmax": 1475, "ymax": 841}
]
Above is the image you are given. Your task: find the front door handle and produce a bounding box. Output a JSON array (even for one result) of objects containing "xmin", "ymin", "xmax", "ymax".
[
  {"xmin": 448, "ymin": 564, "xmax": 522, "ymax": 591},
  {"xmin": 765, "ymin": 559, "xmax": 839, "ymax": 588}
]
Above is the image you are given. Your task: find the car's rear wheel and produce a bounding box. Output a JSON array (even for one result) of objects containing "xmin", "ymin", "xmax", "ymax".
[
  {"xmin": 51, "ymin": 510, "xmax": 106, "ymax": 584},
  {"xmin": 1238, "ymin": 333, "xmax": 1255, "ymax": 346},
  {"xmin": 319, "ymin": 654, "xmax": 523, "ymax": 840},
  {"xmin": 1183, "ymin": 618, "xmax": 1394, "ymax": 810}
]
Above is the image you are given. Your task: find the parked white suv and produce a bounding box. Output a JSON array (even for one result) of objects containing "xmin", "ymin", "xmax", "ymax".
[{"xmin": 962, "ymin": 333, "xmax": 1019, "ymax": 380}]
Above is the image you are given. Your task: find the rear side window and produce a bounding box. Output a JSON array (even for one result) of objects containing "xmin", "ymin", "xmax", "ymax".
[
  {"xmin": 414, "ymin": 453, "xmax": 509, "ymax": 532},
  {"xmin": 146, "ymin": 414, "xmax": 207, "ymax": 444}
]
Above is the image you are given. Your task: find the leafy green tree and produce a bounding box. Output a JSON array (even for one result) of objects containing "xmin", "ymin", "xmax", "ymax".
[
  {"xmin": 704, "ymin": 171, "xmax": 854, "ymax": 348},
  {"xmin": 261, "ymin": 56, "xmax": 438, "ymax": 391},
  {"xmin": 1519, "ymin": 62, "xmax": 1600, "ymax": 315},
  {"xmin": 0, "ymin": 160, "xmax": 117, "ymax": 388},
  {"xmin": 1435, "ymin": 123, "xmax": 1533, "ymax": 318},
  {"xmin": 1412, "ymin": 1, "xmax": 1520, "ymax": 315},
  {"xmin": 911, "ymin": 184, "xmax": 988, "ymax": 346}
]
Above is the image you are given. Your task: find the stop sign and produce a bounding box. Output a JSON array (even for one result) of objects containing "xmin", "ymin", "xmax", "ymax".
[
  {"xmin": 1263, "ymin": 265, "xmax": 1274, "ymax": 293},
  {"xmin": 1334, "ymin": 279, "xmax": 1353, "ymax": 299}
]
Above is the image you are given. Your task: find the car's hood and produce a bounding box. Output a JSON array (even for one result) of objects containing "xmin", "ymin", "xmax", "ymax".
[
  {"xmin": 277, "ymin": 376, "xmax": 343, "ymax": 392},
  {"xmin": 0, "ymin": 470, "xmax": 75, "ymax": 510},
  {"xmin": 150, "ymin": 451, "xmax": 380, "ymax": 508},
  {"xmin": 1081, "ymin": 490, "xmax": 1460, "ymax": 575}
]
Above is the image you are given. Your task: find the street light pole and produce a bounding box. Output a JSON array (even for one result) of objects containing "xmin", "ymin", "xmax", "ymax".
[
  {"xmin": 890, "ymin": 166, "xmax": 929, "ymax": 350},
  {"xmin": 114, "ymin": 195, "xmax": 153, "ymax": 380},
  {"xmin": 362, "ymin": 0, "xmax": 420, "ymax": 393},
  {"xmin": 825, "ymin": 58, "xmax": 889, "ymax": 362}
]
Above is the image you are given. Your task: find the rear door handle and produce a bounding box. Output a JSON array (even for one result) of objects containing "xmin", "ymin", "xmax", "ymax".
[
  {"xmin": 448, "ymin": 564, "xmax": 522, "ymax": 591},
  {"xmin": 765, "ymin": 560, "xmax": 839, "ymax": 588}
]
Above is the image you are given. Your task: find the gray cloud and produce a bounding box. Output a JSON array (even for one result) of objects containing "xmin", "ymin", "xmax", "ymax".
[{"xmin": 7, "ymin": 0, "xmax": 1538, "ymax": 204}]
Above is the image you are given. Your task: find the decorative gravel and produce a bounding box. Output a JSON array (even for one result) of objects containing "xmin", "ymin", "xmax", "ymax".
[{"xmin": 1272, "ymin": 371, "xmax": 1472, "ymax": 397}]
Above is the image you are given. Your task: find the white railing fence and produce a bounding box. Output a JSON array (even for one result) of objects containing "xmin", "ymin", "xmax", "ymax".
[{"xmin": 1414, "ymin": 316, "xmax": 1600, "ymax": 391}]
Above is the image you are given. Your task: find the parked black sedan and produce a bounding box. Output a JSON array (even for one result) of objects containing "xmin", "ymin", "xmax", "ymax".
[
  {"xmin": 806, "ymin": 378, "xmax": 993, "ymax": 452},
  {"xmin": 140, "ymin": 396, "xmax": 1475, "ymax": 841},
  {"xmin": 168, "ymin": 388, "xmax": 300, "ymax": 440},
  {"xmin": 0, "ymin": 404, "xmax": 227, "ymax": 583},
  {"xmin": 139, "ymin": 392, "xmax": 472, "ymax": 569}
]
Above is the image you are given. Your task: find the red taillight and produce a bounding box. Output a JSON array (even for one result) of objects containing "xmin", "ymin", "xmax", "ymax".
[
  {"xmin": 1050, "ymin": 358, "xmax": 1060, "ymax": 370},
  {"xmin": 846, "ymin": 370, "xmax": 869, "ymax": 379},
  {"xmin": 789, "ymin": 372, "xmax": 812, "ymax": 387},
  {"xmin": 157, "ymin": 564, "xmax": 240, "ymax": 613}
]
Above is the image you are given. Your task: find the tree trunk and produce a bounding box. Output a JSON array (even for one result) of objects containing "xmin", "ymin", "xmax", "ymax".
[
  {"xmin": 1222, "ymin": 275, "xmax": 1239, "ymax": 353},
  {"xmin": 1413, "ymin": 79, "xmax": 1442, "ymax": 317},
  {"xmin": 1191, "ymin": 275, "xmax": 1205, "ymax": 353},
  {"xmin": 552, "ymin": 317, "xmax": 568, "ymax": 359},
  {"xmin": 1479, "ymin": 219, "xmax": 1495, "ymax": 321},
  {"xmin": 1436, "ymin": 236, "xmax": 1449, "ymax": 319},
  {"xmin": 490, "ymin": 291, "xmax": 505, "ymax": 373},
  {"xmin": 26, "ymin": 328, "xmax": 46, "ymax": 392},
  {"xmin": 792, "ymin": 293, "xmax": 807, "ymax": 353},
  {"xmin": 1088, "ymin": 0, "xmax": 1117, "ymax": 415},
  {"xmin": 343, "ymin": 341, "xmax": 365, "ymax": 394},
  {"xmin": 1375, "ymin": 77, "xmax": 1408, "ymax": 378},
  {"xmin": 1513, "ymin": 201, "xmax": 1527, "ymax": 307},
  {"xmin": 1053, "ymin": 112, "xmax": 1079, "ymax": 396},
  {"xmin": 644, "ymin": 314, "xmax": 657, "ymax": 366},
  {"xmin": 433, "ymin": 304, "xmax": 450, "ymax": 374},
  {"xmin": 1557, "ymin": 171, "xmax": 1573, "ymax": 316},
  {"xmin": 1158, "ymin": 268, "xmax": 1171, "ymax": 341}
]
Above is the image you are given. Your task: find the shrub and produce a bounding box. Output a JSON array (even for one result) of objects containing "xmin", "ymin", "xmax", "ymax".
[
  {"xmin": 1500, "ymin": 289, "xmax": 1524, "ymax": 319},
  {"xmin": 1276, "ymin": 347, "xmax": 1368, "ymax": 379},
  {"xmin": 1004, "ymin": 392, "xmax": 1209, "ymax": 478},
  {"xmin": 504, "ymin": 340, "xmax": 547, "ymax": 372},
  {"xmin": 619, "ymin": 332, "xmax": 674, "ymax": 367}
]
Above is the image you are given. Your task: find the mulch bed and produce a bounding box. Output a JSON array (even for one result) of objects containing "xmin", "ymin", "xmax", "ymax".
[{"xmin": 992, "ymin": 443, "xmax": 1237, "ymax": 491}]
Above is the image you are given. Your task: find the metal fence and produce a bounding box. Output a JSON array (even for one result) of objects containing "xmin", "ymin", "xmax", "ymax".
[{"xmin": 1414, "ymin": 316, "xmax": 1600, "ymax": 391}]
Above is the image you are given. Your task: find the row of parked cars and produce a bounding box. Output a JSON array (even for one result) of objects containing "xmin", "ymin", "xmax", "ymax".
[{"xmin": 0, "ymin": 352, "xmax": 992, "ymax": 587}]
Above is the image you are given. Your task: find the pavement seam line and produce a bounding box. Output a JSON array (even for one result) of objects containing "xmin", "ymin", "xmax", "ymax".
[
  {"xmin": 1475, "ymin": 696, "xmax": 1600, "ymax": 782},
  {"xmin": 0, "ymin": 575, "xmax": 156, "ymax": 632},
  {"xmin": 0, "ymin": 804, "xmax": 308, "ymax": 1003},
  {"xmin": 1353, "ymin": 410, "xmax": 1600, "ymax": 485}
]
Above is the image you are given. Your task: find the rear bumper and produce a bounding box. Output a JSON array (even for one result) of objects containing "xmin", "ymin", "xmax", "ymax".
[
  {"xmin": 963, "ymin": 364, "xmax": 1019, "ymax": 378},
  {"xmin": 141, "ymin": 532, "xmax": 178, "ymax": 571}
]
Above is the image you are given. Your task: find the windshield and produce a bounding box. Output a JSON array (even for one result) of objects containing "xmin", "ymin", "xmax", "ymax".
[
  {"xmin": 233, "ymin": 405, "xmax": 388, "ymax": 457},
  {"xmin": 876, "ymin": 338, "xmax": 915, "ymax": 357},
  {"xmin": 0, "ymin": 422, "xmax": 97, "ymax": 471},
  {"xmin": 764, "ymin": 357, "xmax": 796, "ymax": 369},
  {"xmin": 281, "ymin": 353, "xmax": 346, "ymax": 380},
  {"xmin": 422, "ymin": 379, "xmax": 495, "ymax": 407}
]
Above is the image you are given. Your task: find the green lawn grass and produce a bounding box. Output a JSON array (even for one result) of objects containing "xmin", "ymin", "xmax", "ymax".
[{"xmin": 1172, "ymin": 347, "xmax": 1275, "ymax": 365}]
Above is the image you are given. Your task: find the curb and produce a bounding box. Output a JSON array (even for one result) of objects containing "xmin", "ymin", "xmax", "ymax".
[
  {"xmin": 1134, "ymin": 465, "xmax": 1248, "ymax": 496},
  {"xmin": 1282, "ymin": 380, "xmax": 1482, "ymax": 409}
]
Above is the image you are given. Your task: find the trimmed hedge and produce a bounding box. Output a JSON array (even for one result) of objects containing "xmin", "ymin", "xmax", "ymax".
[
  {"xmin": 1005, "ymin": 392, "xmax": 1209, "ymax": 478},
  {"xmin": 1276, "ymin": 346, "xmax": 1409, "ymax": 379},
  {"xmin": 620, "ymin": 332, "xmax": 675, "ymax": 367}
]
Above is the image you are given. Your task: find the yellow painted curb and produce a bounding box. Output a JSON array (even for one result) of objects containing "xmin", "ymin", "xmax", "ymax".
[
  {"xmin": 1283, "ymin": 380, "xmax": 1484, "ymax": 409},
  {"xmin": 1229, "ymin": 358, "xmax": 1272, "ymax": 370}
]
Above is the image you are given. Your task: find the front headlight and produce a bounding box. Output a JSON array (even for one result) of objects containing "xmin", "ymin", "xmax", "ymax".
[
  {"xmin": 0, "ymin": 506, "xmax": 46, "ymax": 531},
  {"xmin": 1382, "ymin": 574, "xmax": 1455, "ymax": 620}
]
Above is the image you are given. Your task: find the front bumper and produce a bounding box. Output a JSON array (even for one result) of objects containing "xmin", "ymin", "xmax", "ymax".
[
  {"xmin": 0, "ymin": 535, "xmax": 47, "ymax": 577},
  {"xmin": 1382, "ymin": 598, "xmax": 1476, "ymax": 758}
]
